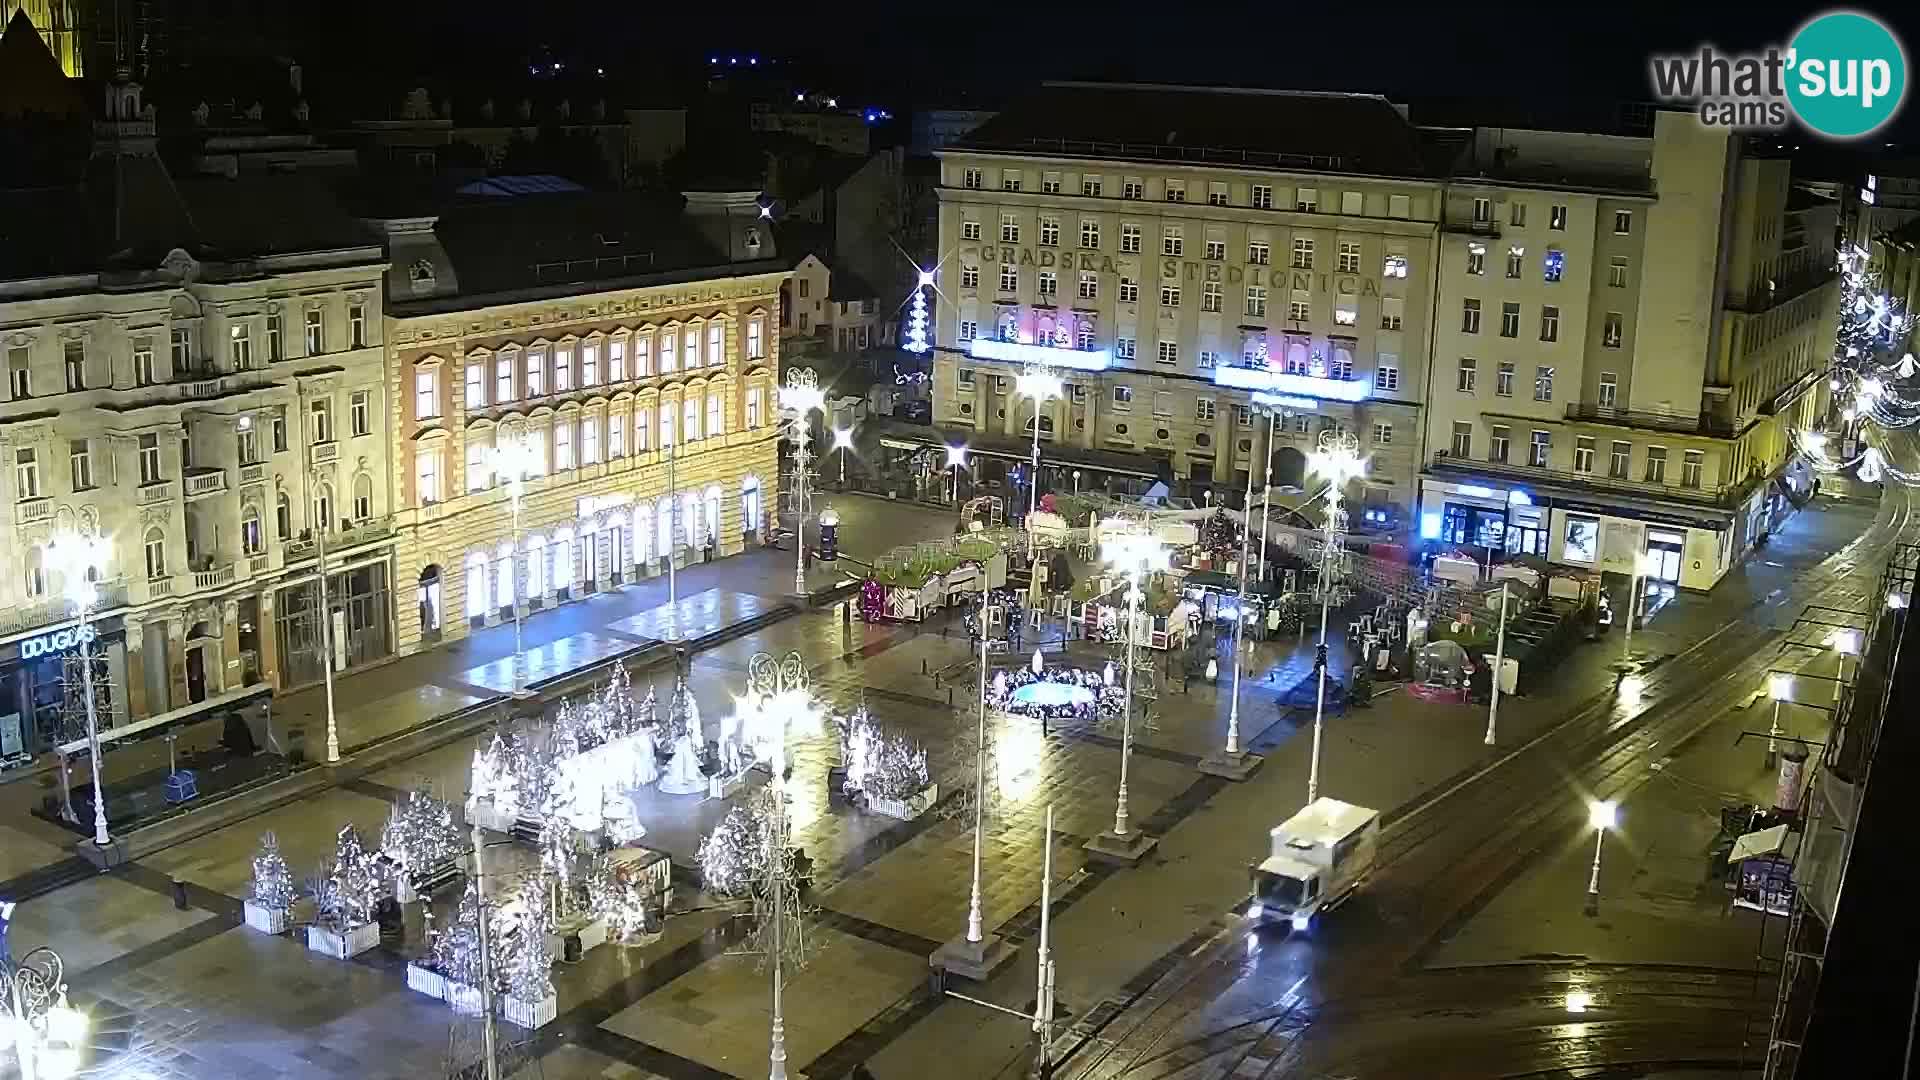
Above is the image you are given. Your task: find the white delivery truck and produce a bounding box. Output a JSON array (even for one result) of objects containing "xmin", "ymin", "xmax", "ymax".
[{"xmin": 1250, "ymin": 797, "xmax": 1380, "ymax": 932}]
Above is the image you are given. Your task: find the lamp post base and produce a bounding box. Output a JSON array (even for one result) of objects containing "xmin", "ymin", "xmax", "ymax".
[
  {"xmin": 1198, "ymin": 749, "xmax": 1264, "ymax": 781},
  {"xmin": 1083, "ymin": 829, "xmax": 1158, "ymax": 866},
  {"xmin": 79, "ymin": 834, "xmax": 131, "ymax": 869},
  {"xmin": 929, "ymin": 932, "xmax": 1017, "ymax": 982}
]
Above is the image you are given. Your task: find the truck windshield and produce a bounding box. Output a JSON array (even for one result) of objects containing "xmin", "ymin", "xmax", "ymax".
[{"xmin": 1254, "ymin": 871, "xmax": 1307, "ymax": 909}]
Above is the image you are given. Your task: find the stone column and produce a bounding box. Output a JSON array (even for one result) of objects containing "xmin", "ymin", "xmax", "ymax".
[
  {"xmin": 124, "ymin": 614, "xmax": 149, "ymax": 720},
  {"xmin": 219, "ymin": 598, "xmax": 242, "ymax": 695},
  {"xmin": 167, "ymin": 617, "xmax": 188, "ymax": 707},
  {"xmin": 258, "ymin": 587, "xmax": 282, "ymax": 689}
]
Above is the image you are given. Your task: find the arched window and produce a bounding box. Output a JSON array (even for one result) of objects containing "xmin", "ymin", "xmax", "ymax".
[
  {"xmin": 23, "ymin": 546, "xmax": 46, "ymax": 599},
  {"xmin": 276, "ymin": 491, "xmax": 292, "ymax": 539},
  {"xmin": 352, "ymin": 474, "xmax": 374, "ymax": 520},
  {"xmin": 682, "ymin": 490, "xmax": 701, "ymax": 548},
  {"xmin": 241, "ymin": 504, "xmax": 264, "ymax": 555},
  {"xmin": 707, "ymin": 392, "xmax": 724, "ymax": 438},
  {"xmin": 493, "ymin": 541, "xmax": 514, "ymax": 610},
  {"xmin": 524, "ymin": 533, "xmax": 546, "ymax": 597},
  {"xmin": 312, "ymin": 481, "xmax": 334, "ymax": 534},
  {"xmin": 550, "ymin": 527, "xmax": 572, "ymax": 591},
  {"xmin": 740, "ymin": 477, "xmax": 762, "ymax": 537},
  {"xmin": 704, "ymin": 485, "xmax": 722, "ymax": 546},
  {"xmin": 683, "ymin": 396, "xmax": 701, "ymax": 442},
  {"xmin": 660, "ymin": 402, "xmax": 676, "ymax": 447},
  {"xmin": 631, "ymin": 502, "xmax": 653, "ymax": 563},
  {"xmin": 144, "ymin": 527, "xmax": 167, "ymax": 580},
  {"xmin": 465, "ymin": 551, "xmax": 489, "ymax": 618}
]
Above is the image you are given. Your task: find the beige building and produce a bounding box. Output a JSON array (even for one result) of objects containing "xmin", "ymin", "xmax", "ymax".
[
  {"xmin": 928, "ymin": 83, "xmax": 1437, "ymax": 520},
  {"xmin": 1421, "ymin": 111, "xmax": 1838, "ymax": 591},
  {"xmin": 372, "ymin": 188, "xmax": 785, "ymax": 656},
  {"xmin": 0, "ymin": 72, "xmax": 395, "ymax": 756}
]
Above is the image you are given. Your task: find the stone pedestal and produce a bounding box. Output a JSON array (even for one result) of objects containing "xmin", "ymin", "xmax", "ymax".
[
  {"xmin": 1197, "ymin": 749, "xmax": 1264, "ymax": 781},
  {"xmin": 1083, "ymin": 829, "xmax": 1158, "ymax": 866},
  {"xmin": 930, "ymin": 932, "xmax": 1017, "ymax": 982}
]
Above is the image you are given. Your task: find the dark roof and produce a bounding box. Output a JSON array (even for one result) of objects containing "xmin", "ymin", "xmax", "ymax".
[
  {"xmin": 175, "ymin": 171, "xmax": 379, "ymax": 257},
  {"xmin": 424, "ymin": 189, "xmax": 733, "ymax": 298},
  {"xmin": 0, "ymin": 185, "xmax": 98, "ymax": 276},
  {"xmin": 0, "ymin": 10, "xmax": 84, "ymax": 120},
  {"xmin": 827, "ymin": 263, "xmax": 878, "ymax": 302},
  {"xmin": 952, "ymin": 82, "xmax": 1436, "ymax": 179}
]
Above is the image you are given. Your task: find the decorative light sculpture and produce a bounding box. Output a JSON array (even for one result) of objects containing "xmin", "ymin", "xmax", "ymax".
[
  {"xmin": 903, "ymin": 269, "xmax": 932, "ymax": 355},
  {"xmin": 1304, "ymin": 431, "xmax": 1365, "ymax": 804},
  {"xmin": 781, "ymin": 369, "xmax": 826, "ymax": 596},
  {"xmin": 42, "ymin": 531, "xmax": 112, "ymax": 848},
  {"xmin": 1, "ymin": 944, "xmax": 88, "ymax": 1080},
  {"xmin": 488, "ymin": 432, "xmax": 543, "ymax": 697},
  {"xmin": 1015, "ymin": 365, "xmax": 1064, "ymax": 558}
]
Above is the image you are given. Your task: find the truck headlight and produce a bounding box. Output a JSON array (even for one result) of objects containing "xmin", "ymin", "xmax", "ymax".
[
  {"xmin": 1248, "ymin": 902, "xmax": 1264, "ymax": 918},
  {"xmin": 1290, "ymin": 911, "xmax": 1312, "ymax": 933}
]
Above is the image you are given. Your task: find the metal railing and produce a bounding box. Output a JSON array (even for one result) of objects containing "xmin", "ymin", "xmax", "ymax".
[
  {"xmin": 1564, "ymin": 402, "xmax": 1735, "ymax": 437},
  {"xmin": 138, "ymin": 481, "xmax": 176, "ymax": 505},
  {"xmin": 192, "ymin": 563, "xmax": 237, "ymax": 590},
  {"xmin": 15, "ymin": 497, "xmax": 51, "ymax": 524},
  {"xmin": 309, "ymin": 441, "xmax": 339, "ymax": 465}
]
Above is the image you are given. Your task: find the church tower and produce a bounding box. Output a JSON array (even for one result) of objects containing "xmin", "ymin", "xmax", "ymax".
[{"xmin": 2, "ymin": 2, "xmax": 83, "ymax": 77}]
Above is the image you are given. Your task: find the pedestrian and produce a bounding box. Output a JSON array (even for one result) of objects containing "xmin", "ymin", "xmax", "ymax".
[{"xmin": 0, "ymin": 899, "xmax": 14, "ymax": 968}]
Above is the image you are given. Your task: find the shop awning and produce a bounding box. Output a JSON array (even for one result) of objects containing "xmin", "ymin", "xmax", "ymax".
[
  {"xmin": 59, "ymin": 682, "xmax": 272, "ymax": 755},
  {"xmin": 1728, "ymin": 824, "xmax": 1797, "ymax": 864}
]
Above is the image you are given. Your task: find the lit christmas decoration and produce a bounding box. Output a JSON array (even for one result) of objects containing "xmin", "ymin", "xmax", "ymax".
[
  {"xmin": 842, "ymin": 707, "xmax": 931, "ymax": 801},
  {"xmin": 428, "ymin": 882, "xmax": 487, "ymax": 992},
  {"xmin": 250, "ymin": 831, "xmax": 295, "ymax": 911},
  {"xmin": 1860, "ymin": 446, "xmax": 1885, "ymax": 484},
  {"xmin": 697, "ymin": 801, "xmax": 770, "ymax": 898},
  {"xmin": 382, "ymin": 790, "xmax": 463, "ymax": 882},
  {"xmin": 903, "ymin": 271, "xmax": 932, "ymax": 355},
  {"xmin": 317, "ymin": 825, "xmax": 384, "ymax": 930}
]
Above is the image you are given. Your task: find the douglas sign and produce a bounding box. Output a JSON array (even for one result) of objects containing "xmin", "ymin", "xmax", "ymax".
[{"xmin": 21, "ymin": 624, "xmax": 98, "ymax": 660}]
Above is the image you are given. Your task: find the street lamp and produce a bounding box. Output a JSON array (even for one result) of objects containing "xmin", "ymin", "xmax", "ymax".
[
  {"xmin": 43, "ymin": 531, "xmax": 112, "ymax": 848},
  {"xmin": 1485, "ymin": 581, "xmax": 1510, "ymax": 747},
  {"xmin": 487, "ymin": 433, "xmax": 542, "ymax": 698},
  {"xmin": 831, "ymin": 426, "xmax": 855, "ymax": 486},
  {"xmin": 780, "ymin": 369, "xmax": 826, "ymax": 597},
  {"xmin": 1829, "ymin": 628, "xmax": 1861, "ymax": 705},
  {"xmin": 1, "ymin": 945, "xmax": 88, "ymax": 1080},
  {"xmin": 1585, "ymin": 799, "xmax": 1618, "ymax": 914},
  {"xmin": 945, "ymin": 444, "xmax": 968, "ymax": 505},
  {"xmin": 1072, "ymin": 469, "xmax": 1082, "ymax": 496},
  {"xmin": 1088, "ymin": 527, "xmax": 1169, "ymax": 863},
  {"xmin": 1015, "ymin": 365, "xmax": 1064, "ymax": 558},
  {"xmin": 1305, "ymin": 431, "xmax": 1365, "ymax": 805},
  {"xmin": 1766, "ymin": 672, "xmax": 1793, "ymax": 768},
  {"xmin": 934, "ymin": 567, "xmax": 1014, "ymax": 979},
  {"xmin": 1619, "ymin": 552, "xmax": 1659, "ymax": 670},
  {"xmin": 1200, "ymin": 431, "xmax": 1264, "ymax": 779},
  {"xmin": 1252, "ymin": 406, "xmax": 1282, "ymax": 581}
]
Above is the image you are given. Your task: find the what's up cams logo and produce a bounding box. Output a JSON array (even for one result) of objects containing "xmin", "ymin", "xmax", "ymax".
[{"xmin": 1649, "ymin": 10, "xmax": 1908, "ymax": 139}]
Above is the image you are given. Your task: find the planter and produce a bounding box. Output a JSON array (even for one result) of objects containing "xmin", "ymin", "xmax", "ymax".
[
  {"xmin": 306, "ymin": 920, "xmax": 380, "ymax": 960},
  {"xmin": 546, "ymin": 915, "xmax": 609, "ymax": 960},
  {"xmin": 499, "ymin": 991, "xmax": 558, "ymax": 1029},
  {"xmin": 446, "ymin": 982, "xmax": 484, "ymax": 1016},
  {"xmin": 708, "ymin": 772, "xmax": 746, "ymax": 801},
  {"xmin": 406, "ymin": 962, "xmax": 448, "ymax": 1001},
  {"xmin": 242, "ymin": 900, "xmax": 289, "ymax": 935},
  {"xmin": 466, "ymin": 798, "xmax": 517, "ymax": 833},
  {"xmin": 866, "ymin": 782, "xmax": 939, "ymax": 822},
  {"xmin": 394, "ymin": 877, "xmax": 418, "ymax": 905}
]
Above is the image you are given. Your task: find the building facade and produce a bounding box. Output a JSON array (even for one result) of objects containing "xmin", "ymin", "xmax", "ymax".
[{"xmin": 373, "ymin": 189, "xmax": 785, "ymax": 658}]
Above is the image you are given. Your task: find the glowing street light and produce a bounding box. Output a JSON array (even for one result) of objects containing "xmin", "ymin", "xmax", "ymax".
[
  {"xmin": 42, "ymin": 531, "xmax": 112, "ymax": 848},
  {"xmin": 488, "ymin": 432, "xmax": 543, "ymax": 697},
  {"xmin": 1620, "ymin": 551, "xmax": 1659, "ymax": 670},
  {"xmin": 1585, "ymin": 799, "xmax": 1618, "ymax": 914},
  {"xmin": 1, "ymin": 944, "xmax": 88, "ymax": 1080},
  {"xmin": 945, "ymin": 444, "xmax": 968, "ymax": 504},
  {"xmin": 781, "ymin": 369, "xmax": 826, "ymax": 596},
  {"xmin": 1830, "ymin": 628, "xmax": 1861, "ymax": 705},
  {"xmin": 1766, "ymin": 672, "xmax": 1793, "ymax": 768},
  {"xmin": 1088, "ymin": 527, "xmax": 1170, "ymax": 863},
  {"xmin": 1015, "ymin": 366, "xmax": 1065, "ymax": 558},
  {"xmin": 832, "ymin": 426, "xmax": 855, "ymax": 485},
  {"xmin": 1305, "ymin": 432, "xmax": 1365, "ymax": 804}
]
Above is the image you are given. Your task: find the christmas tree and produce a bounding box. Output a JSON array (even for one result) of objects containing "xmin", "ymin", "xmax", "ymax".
[
  {"xmin": 324, "ymin": 824, "xmax": 383, "ymax": 928},
  {"xmin": 697, "ymin": 802, "xmax": 770, "ymax": 898},
  {"xmin": 251, "ymin": 831, "xmax": 295, "ymax": 910},
  {"xmin": 1200, "ymin": 508, "xmax": 1239, "ymax": 563},
  {"xmin": 429, "ymin": 883, "xmax": 485, "ymax": 987},
  {"xmin": 382, "ymin": 790, "xmax": 463, "ymax": 878}
]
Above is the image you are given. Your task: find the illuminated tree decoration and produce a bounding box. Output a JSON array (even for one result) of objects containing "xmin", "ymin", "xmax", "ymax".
[
  {"xmin": 321, "ymin": 824, "xmax": 384, "ymax": 929},
  {"xmin": 697, "ymin": 801, "xmax": 771, "ymax": 898},
  {"xmin": 250, "ymin": 831, "xmax": 296, "ymax": 911},
  {"xmin": 382, "ymin": 790, "xmax": 463, "ymax": 880},
  {"xmin": 903, "ymin": 276, "xmax": 931, "ymax": 355}
]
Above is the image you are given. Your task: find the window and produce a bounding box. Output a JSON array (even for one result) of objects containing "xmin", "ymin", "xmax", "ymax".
[
  {"xmin": 1080, "ymin": 219, "xmax": 1100, "ymax": 248},
  {"xmin": 465, "ymin": 362, "xmax": 486, "ymax": 408},
  {"xmin": 1645, "ymin": 445, "xmax": 1667, "ymax": 483},
  {"xmin": 349, "ymin": 303, "xmax": 367, "ymax": 348},
  {"xmin": 144, "ymin": 528, "xmax": 166, "ymax": 580},
  {"xmin": 1292, "ymin": 237, "xmax": 1314, "ymax": 268},
  {"xmin": 1119, "ymin": 277, "xmax": 1139, "ymax": 303},
  {"xmin": 1530, "ymin": 430, "xmax": 1551, "ymax": 467},
  {"xmin": 57, "ymin": 438, "xmax": 89, "ymax": 493},
  {"xmin": 1208, "ymin": 182, "xmax": 1228, "ymax": 206},
  {"xmin": 242, "ymin": 505, "xmax": 263, "ymax": 555},
  {"xmin": 683, "ymin": 397, "xmax": 701, "ymax": 441},
  {"xmin": 1598, "ymin": 372, "xmax": 1618, "ymax": 407},
  {"xmin": 999, "ymin": 264, "xmax": 1018, "ymax": 292},
  {"xmin": 466, "ymin": 441, "xmax": 491, "ymax": 492},
  {"xmin": 1609, "ymin": 441, "xmax": 1631, "ymax": 479},
  {"xmin": 962, "ymin": 220, "xmax": 982, "ymax": 241},
  {"xmin": 1078, "ymin": 272, "xmax": 1099, "ymax": 300},
  {"xmin": 1510, "ymin": 201, "xmax": 1528, "ymax": 227},
  {"xmin": 1489, "ymin": 425, "xmax": 1511, "ymax": 463},
  {"xmin": 1550, "ymin": 205, "xmax": 1568, "ymax": 230},
  {"xmin": 1473, "ymin": 197, "xmax": 1492, "ymax": 223},
  {"xmin": 1116, "ymin": 336, "xmax": 1136, "ymax": 360},
  {"xmin": 496, "ymin": 355, "xmax": 515, "ymax": 402},
  {"xmin": 1156, "ymin": 341, "xmax": 1179, "ymax": 365},
  {"xmin": 961, "ymin": 167, "xmax": 982, "ymax": 190},
  {"xmin": 1251, "ymin": 185, "xmax": 1273, "ymax": 209},
  {"xmin": 1574, "ymin": 436, "xmax": 1595, "ymax": 473},
  {"xmin": 415, "ymin": 369, "xmax": 440, "ymax": 419},
  {"xmin": 1450, "ymin": 421, "xmax": 1472, "ymax": 457},
  {"xmin": 958, "ymin": 320, "xmax": 977, "ymax": 342},
  {"xmin": 1002, "ymin": 171, "xmax": 1022, "ymax": 192},
  {"xmin": 1077, "ymin": 320, "xmax": 1096, "ymax": 350},
  {"xmin": 1383, "ymin": 251, "xmax": 1408, "ymax": 279},
  {"xmin": 304, "ymin": 308, "xmax": 324, "ymax": 354},
  {"xmin": 1234, "ymin": 404, "xmax": 1253, "ymax": 427},
  {"xmin": 1603, "ymin": 313, "xmax": 1623, "ymax": 348},
  {"xmin": 1462, "ymin": 298, "xmax": 1481, "ymax": 333},
  {"xmin": 352, "ymin": 476, "xmax": 372, "ymax": 521},
  {"xmin": 1201, "ymin": 280, "xmax": 1223, "ymax": 312},
  {"xmin": 1373, "ymin": 422, "xmax": 1393, "ymax": 445},
  {"xmin": 1682, "ymin": 450, "xmax": 1704, "ymax": 489},
  {"xmin": 1613, "ymin": 210, "xmax": 1633, "ymax": 234},
  {"xmin": 266, "ymin": 314, "xmax": 283, "ymax": 362},
  {"xmin": 1542, "ymin": 249, "xmax": 1566, "ymax": 284},
  {"xmin": 59, "ymin": 339, "xmax": 85, "ymax": 391},
  {"xmin": 1196, "ymin": 398, "xmax": 1216, "ymax": 421},
  {"xmin": 417, "ymin": 447, "xmax": 441, "ymax": 502},
  {"xmin": 1534, "ymin": 365, "xmax": 1555, "ymax": 402},
  {"xmin": 13, "ymin": 448, "xmax": 37, "ymax": 499},
  {"xmin": 272, "ymin": 407, "xmax": 287, "ymax": 452},
  {"xmin": 1381, "ymin": 296, "xmax": 1404, "ymax": 330},
  {"xmin": 1204, "ymin": 239, "xmax": 1226, "ymax": 261},
  {"xmin": 351, "ymin": 390, "xmax": 371, "ymax": 437},
  {"xmin": 1608, "ymin": 257, "xmax": 1629, "ymax": 288},
  {"xmin": 1081, "ymin": 176, "xmax": 1103, "ymax": 197},
  {"xmin": 527, "ymin": 349, "xmax": 547, "ymax": 394},
  {"xmin": 1164, "ymin": 179, "xmax": 1185, "ymax": 202},
  {"xmin": 582, "ymin": 343, "xmax": 600, "ymax": 385},
  {"xmin": 1375, "ymin": 356, "xmax": 1400, "ymax": 392},
  {"xmin": 1289, "ymin": 296, "xmax": 1311, "ymax": 322},
  {"xmin": 1248, "ymin": 241, "xmax": 1271, "ymax": 265},
  {"xmin": 1120, "ymin": 224, "xmax": 1142, "ymax": 253},
  {"xmin": 1457, "ymin": 358, "xmax": 1478, "ymax": 393},
  {"xmin": 1123, "ymin": 178, "xmax": 1143, "ymax": 199},
  {"xmin": 1040, "ymin": 216, "xmax": 1060, "ymax": 246},
  {"xmin": 1341, "ymin": 190, "xmax": 1364, "ymax": 215},
  {"xmin": 1245, "ymin": 285, "xmax": 1266, "ymax": 317},
  {"xmin": 1505, "ymin": 246, "xmax": 1523, "ymax": 278},
  {"xmin": 1001, "ymin": 214, "xmax": 1020, "ymax": 243},
  {"xmin": 708, "ymin": 393, "xmax": 725, "ymax": 439},
  {"xmin": 1112, "ymin": 385, "xmax": 1134, "ymax": 408},
  {"xmin": 1496, "ymin": 361, "xmax": 1515, "ymax": 397},
  {"xmin": 1540, "ymin": 305, "xmax": 1560, "ymax": 342},
  {"xmin": 1334, "ymin": 292, "xmax": 1357, "ymax": 326},
  {"xmin": 133, "ymin": 339, "xmax": 156, "ymax": 386},
  {"xmin": 138, "ymin": 433, "xmax": 162, "ymax": 483},
  {"xmin": 1295, "ymin": 187, "xmax": 1317, "ymax": 212},
  {"xmin": 636, "ymin": 407, "xmax": 652, "ymax": 450},
  {"xmin": 684, "ymin": 327, "xmax": 701, "ymax": 372},
  {"xmin": 608, "ymin": 413, "xmax": 625, "ymax": 457},
  {"xmin": 1039, "ymin": 271, "xmax": 1058, "ymax": 296},
  {"xmin": 276, "ymin": 492, "xmax": 292, "ymax": 538},
  {"xmin": 309, "ymin": 397, "xmax": 333, "ymax": 443},
  {"xmin": 1338, "ymin": 242, "xmax": 1360, "ymax": 273},
  {"xmin": 583, "ymin": 417, "xmax": 605, "ymax": 464},
  {"xmin": 1152, "ymin": 391, "xmax": 1173, "ymax": 417},
  {"xmin": 170, "ymin": 327, "xmax": 192, "ymax": 371},
  {"xmin": 1162, "ymin": 226, "xmax": 1183, "ymax": 256},
  {"xmin": 1500, "ymin": 302, "xmax": 1521, "ymax": 338},
  {"xmin": 1467, "ymin": 243, "xmax": 1486, "ymax": 275},
  {"xmin": 747, "ymin": 318, "xmax": 765, "ymax": 360},
  {"xmin": 1160, "ymin": 284, "xmax": 1180, "ymax": 307},
  {"xmin": 1388, "ymin": 193, "xmax": 1412, "ymax": 218},
  {"xmin": 1042, "ymin": 172, "xmax": 1062, "ymax": 194}
]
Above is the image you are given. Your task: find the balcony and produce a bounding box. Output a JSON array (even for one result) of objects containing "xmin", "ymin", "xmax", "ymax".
[
  {"xmin": 138, "ymin": 480, "xmax": 176, "ymax": 505},
  {"xmin": 184, "ymin": 468, "xmax": 228, "ymax": 499},
  {"xmin": 1442, "ymin": 217, "xmax": 1501, "ymax": 238},
  {"xmin": 191, "ymin": 562, "xmax": 237, "ymax": 591},
  {"xmin": 249, "ymin": 554, "xmax": 271, "ymax": 574},
  {"xmin": 0, "ymin": 580, "xmax": 129, "ymax": 636},
  {"xmin": 281, "ymin": 515, "xmax": 395, "ymax": 564},
  {"xmin": 309, "ymin": 441, "xmax": 339, "ymax": 466},
  {"xmin": 239, "ymin": 463, "xmax": 267, "ymax": 487},
  {"xmin": 147, "ymin": 577, "xmax": 174, "ymax": 598},
  {"xmin": 1430, "ymin": 452, "xmax": 1732, "ymax": 507},
  {"xmin": 15, "ymin": 496, "xmax": 52, "ymax": 524},
  {"xmin": 1564, "ymin": 402, "xmax": 1735, "ymax": 438}
]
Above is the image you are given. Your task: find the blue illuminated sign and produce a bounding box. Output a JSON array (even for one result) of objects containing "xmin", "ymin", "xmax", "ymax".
[
  {"xmin": 1250, "ymin": 393, "xmax": 1318, "ymax": 411},
  {"xmin": 21, "ymin": 624, "xmax": 97, "ymax": 660}
]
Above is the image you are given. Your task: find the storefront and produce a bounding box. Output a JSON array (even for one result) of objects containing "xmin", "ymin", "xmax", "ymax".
[
  {"xmin": 0, "ymin": 617, "xmax": 131, "ymax": 763},
  {"xmin": 275, "ymin": 561, "xmax": 395, "ymax": 687}
]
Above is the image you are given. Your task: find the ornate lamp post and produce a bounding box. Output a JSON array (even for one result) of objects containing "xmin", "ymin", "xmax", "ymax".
[
  {"xmin": 1585, "ymin": 799, "xmax": 1618, "ymax": 915},
  {"xmin": 2, "ymin": 945, "xmax": 89, "ymax": 1080},
  {"xmin": 1305, "ymin": 430, "xmax": 1365, "ymax": 805},
  {"xmin": 1085, "ymin": 526, "xmax": 1169, "ymax": 865},
  {"xmin": 487, "ymin": 432, "xmax": 542, "ymax": 698},
  {"xmin": 1200, "ymin": 422, "xmax": 1265, "ymax": 780},
  {"xmin": 43, "ymin": 532, "xmax": 112, "ymax": 848},
  {"xmin": 1015, "ymin": 365, "xmax": 1064, "ymax": 558},
  {"xmin": 831, "ymin": 426, "xmax": 855, "ymax": 486},
  {"xmin": 780, "ymin": 369, "xmax": 826, "ymax": 597},
  {"xmin": 932, "ymin": 568, "xmax": 1014, "ymax": 979}
]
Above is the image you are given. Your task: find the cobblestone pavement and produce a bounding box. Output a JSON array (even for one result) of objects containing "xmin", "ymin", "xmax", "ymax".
[{"xmin": 0, "ymin": 493, "xmax": 1892, "ymax": 1080}]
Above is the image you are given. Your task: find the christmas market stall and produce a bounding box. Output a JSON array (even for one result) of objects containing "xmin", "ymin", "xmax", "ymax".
[{"xmin": 858, "ymin": 532, "xmax": 1016, "ymax": 623}]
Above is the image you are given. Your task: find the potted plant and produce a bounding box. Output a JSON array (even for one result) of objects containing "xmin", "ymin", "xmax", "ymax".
[
  {"xmin": 306, "ymin": 825, "xmax": 384, "ymax": 959},
  {"xmin": 243, "ymin": 832, "xmax": 294, "ymax": 934}
]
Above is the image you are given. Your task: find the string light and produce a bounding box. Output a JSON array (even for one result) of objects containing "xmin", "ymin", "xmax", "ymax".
[{"xmin": 903, "ymin": 269, "xmax": 932, "ymax": 354}]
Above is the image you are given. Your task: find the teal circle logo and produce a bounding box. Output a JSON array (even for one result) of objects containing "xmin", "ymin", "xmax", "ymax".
[{"xmin": 1787, "ymin": 11, "xmax": 1907, "ymax": 139}]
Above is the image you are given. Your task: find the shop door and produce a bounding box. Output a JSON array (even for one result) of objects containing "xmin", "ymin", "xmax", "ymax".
[
  {"xmin": 596, "ymin": 529, "xmax": 615, "ymax": 584},
  {"xmin": 1646, "ymin": 530, "xmax": 1685, "ymax": 583},
  {"xmin": 186, "ymin": 646, "xmax": 207, "ymax": 704}
]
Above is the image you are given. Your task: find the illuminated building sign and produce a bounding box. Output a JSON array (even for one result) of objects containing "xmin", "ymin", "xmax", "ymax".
[
  {"xmin": 1250, "ymin": 393, "xmax": 1317, "ymax": 411},
  {"xmin": 968, "ymin": 338, "xmax": 1111, "ymax": 371},
  {"xmin": 1212, "ymin": 365, "xmax": 1371, "ymax": 402},
  {"xmin": 21, "ymin": 624, "xmax": 97, "ymax": 660}
]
